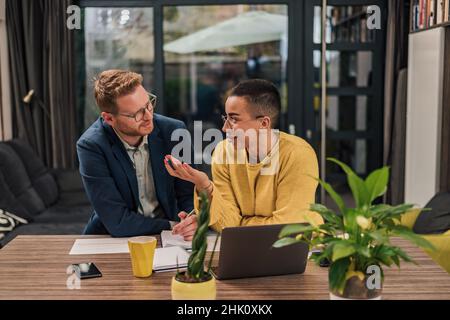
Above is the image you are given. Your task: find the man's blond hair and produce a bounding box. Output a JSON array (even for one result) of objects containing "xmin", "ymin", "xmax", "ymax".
[{"xmin": 94, "ymin": 69, "xmax": 143, "ymax": 113}]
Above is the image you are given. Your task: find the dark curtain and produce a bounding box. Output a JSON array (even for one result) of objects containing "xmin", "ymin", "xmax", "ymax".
[
  {"xmin": 383, "ymin": 0, "xmax": 410, "ymax": 204},
  {"xmin": 0, "ymin": 50, "xmax": 3, "ymax": 140},
  {"xmin": 6, "ymin": 0, "xmax": 76, "ymax": 169}
]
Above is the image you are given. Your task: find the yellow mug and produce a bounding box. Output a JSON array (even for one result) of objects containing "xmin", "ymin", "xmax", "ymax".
[{"xmin": 128, "ymin": 236, "xmax": 157, "ymax": 278}]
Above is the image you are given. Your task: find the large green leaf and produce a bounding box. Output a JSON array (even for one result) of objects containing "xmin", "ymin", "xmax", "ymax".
[
  {"xmin": 371, "ymin": 203, "xmax": 415, "ymax": 222},
  {"xmin": 390, "ymin": 204, "xmax": 416, "ymax": 215},
  {"xmin": 355, "ymin": 244, "xmax": 371, "ymax": 258},
  {"xmin": 310, "ymin": 204, "xmax": 343, "ymax": 228},
  {"xmin": 313, "ymin": 176, "xmax": 346, "ymax": 215},
  {"xmin": 279, "ymin": 224, "xmax": 316, "ymax": 238},
  {"xmin": 392, "ymin": 247, "xmax": 414, "ymax": 263},
  {"xmin": 371, "ymin": 203, "xmax": 414, "ymax": 215},
  {"xmin": 328, "ymin": 158, "xmax": 369, "ymax": 208},
  {"xmin": 273, "ymin": 237, "xmax": 301, "ymax": 248},
  {"xmin": 368, "ymin": 229, "xmax": 389, "ymax": 244},
  {"xmin": 370, "ymin": 204, "xmax": 391, "ymax": 214},
  {"xmin": 329, "ymin": 258, "xmax": 351, "ymax": 291},
  {"xmin": 372, "ymin": 245, "xmax": 395, "ymax": 267},
  {"xmin": 364, "ymin": 166, "xmax": 389, "ymax": 203},
  {"xmin": 332, "ymin": 241, "xmax": 356, "ymax": 261},
  {"xmin": 343, "ymin": 208, "xmax": 359, "ymax": 235},
  {"xmin": 392, "ymin": 226, "xmax": 436, "ymax": 251},
  {"xmin": 310, "ymin": 203, "xmax": 335, "ymax": 216},
  {"xmin": 188, "ymin": 243, "xmax": 207, "ymax": 277},
  {"xmin": 391, "ymin": 255, "xmax": 400, "ymax": 267}
]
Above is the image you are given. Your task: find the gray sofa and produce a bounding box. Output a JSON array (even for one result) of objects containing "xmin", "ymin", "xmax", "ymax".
[{"xmin": 0, "ymin": 139, "xmax": 92, "ymax": 247}]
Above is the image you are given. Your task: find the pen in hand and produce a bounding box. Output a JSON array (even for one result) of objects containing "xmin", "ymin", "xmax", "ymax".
[
  {"xmin": 185, "ymin": 209, "xmax": 195, "ymax": 218},
  {"xmin": 172, "ymin": 209, "xmax": 196, "ymax": 235}
]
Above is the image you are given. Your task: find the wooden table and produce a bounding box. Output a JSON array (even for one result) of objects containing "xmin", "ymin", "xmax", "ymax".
[{"xmin": 0, "ymin": 235, "xmax": 449, "ymax": 300}]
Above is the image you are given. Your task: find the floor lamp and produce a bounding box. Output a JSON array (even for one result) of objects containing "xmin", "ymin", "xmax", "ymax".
[
  {"xmin": 23, "ymin": 89, "xmax": 50, "ymax": 119},
  {"xmin": 320, "ymin": 0, "xmax": 327, "ymax": 203}
]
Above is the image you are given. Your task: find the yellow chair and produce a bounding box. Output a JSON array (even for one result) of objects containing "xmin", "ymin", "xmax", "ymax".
[{"xmin": 401, "ymin": 209, "xmax": 450, "ymax": 274}]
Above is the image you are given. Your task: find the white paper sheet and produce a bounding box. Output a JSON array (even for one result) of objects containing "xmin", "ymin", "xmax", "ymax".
[
  {"xmin": 69, "ymin": 238, "xmax": 129, "ymax": 255},
  {"xmin": 160, "ymin": 230, "xmax": 221, "ymax": 251},
  {"xmin": 69, "ymin": 238, "xmax": 190, "ymax": 271}
]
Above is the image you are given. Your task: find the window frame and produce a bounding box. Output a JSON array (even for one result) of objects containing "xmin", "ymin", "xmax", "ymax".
[
  {"xmin": 77, "ymin": 0, "xmax": 387, "ymax": 201},
  {"xmin": 78, "ymin": 0, "xmax": 301, "ymax": 134}
]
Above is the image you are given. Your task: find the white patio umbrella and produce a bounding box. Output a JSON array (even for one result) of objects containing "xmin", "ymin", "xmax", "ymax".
[
  {"xmin": 164, "ymin": 11, "xmax": 287, "ymax": 54},
  {"xmin": 163, "ymin": 10, "xmax": 287, "ymax": 118}
]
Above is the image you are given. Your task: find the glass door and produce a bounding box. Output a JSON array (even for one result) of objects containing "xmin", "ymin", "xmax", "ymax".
[
  {"xmin": 77, "ymin": 1, "xmax": 297, "ymax": 138},
  {"xmin": 304, "ymin": 0, "xmax": 386, "ymax": 207},
  {"xmin": 162, "ymin": 4, "xmax": 289, "ymax": 132},
  {"xmin": 77, "ymin": 6, "xmax": 155, "ymax": 132}
]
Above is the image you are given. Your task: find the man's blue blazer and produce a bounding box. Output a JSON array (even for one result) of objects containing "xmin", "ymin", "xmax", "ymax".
[{"xmin": 77, "ymin": 114, "xmax": 194, "ymax": 237}]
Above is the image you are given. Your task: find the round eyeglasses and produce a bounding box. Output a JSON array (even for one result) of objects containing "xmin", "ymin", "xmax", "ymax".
[
  {"xmin": 221, "ymin": 114, "xmax": 264, "ymax": 126},
  {"xmin": 116, "ymin": 93, "xmax": 157, "ymax": 122}
]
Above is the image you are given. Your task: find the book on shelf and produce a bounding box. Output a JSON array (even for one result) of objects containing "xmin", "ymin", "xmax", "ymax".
[
  {"xmin": 420, "ymin": 0, "xmax": 426, "ymax": 29},
  {"xmin": 446, "ymin": 0, "xmax": 450, "ymax": 22},
  {"xmin": 329, "ymin": 5, "xmax": 374, "ymax": 43},
  {"xmin": 413, "ymin": 0, "xmax": 450, "ymax": 31},
  {"xmin": 428, "ymin": 0, "xmax": 437, "ymax": 27},
  {"xmin": 437, "ymin": 0, "xmax": 445, "ymax": 24},
  {"xmin": 428, "ymin": 0, "xmax": 432, "ymax": 28},
  {"xmin": 413, "ymin": 0, "xmax": 420, "ymax": 30},
  {"xmin": 360, "ymin": 17, "xmax": 367, "ymax": 43}
]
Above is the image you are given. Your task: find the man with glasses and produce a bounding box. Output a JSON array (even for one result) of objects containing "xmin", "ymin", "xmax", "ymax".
[
  {"xmin": 165, "ymin": 79, "xmax": 323, "ymax": 239},
  {"xmin": 77, "ymin": 70, "xmax": 194, "ymax": 237}
]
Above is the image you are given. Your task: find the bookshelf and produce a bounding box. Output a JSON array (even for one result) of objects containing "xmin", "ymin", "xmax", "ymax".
[
  {"xmin": 327, "ymin": 5, "xmax": 376, "ymax": 43},
  {"xmin": 410, "ymin": 20, "xmax": 450, "ymax": 33},
  {"xmin": 411, "ymin": 0, "xmax": 450, "ymax": 33},
  {"xmin": 304, "ymin": 0, "xmax": 385, "ymax": 190}
]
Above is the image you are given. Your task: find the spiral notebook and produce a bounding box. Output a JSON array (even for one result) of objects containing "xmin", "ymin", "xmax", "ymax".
[
  {"xmin": 153, "ymin": 246, "xmax": 190, "ymax": 272},
  {"xmin": 160, "ymin": 230, "xmax": 221, "ymax": 252}
]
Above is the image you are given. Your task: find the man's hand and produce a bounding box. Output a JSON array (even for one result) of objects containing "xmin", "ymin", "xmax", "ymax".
[{"xmin": 172, "ymin": 211, "xmax": 198, "ymax": 241}]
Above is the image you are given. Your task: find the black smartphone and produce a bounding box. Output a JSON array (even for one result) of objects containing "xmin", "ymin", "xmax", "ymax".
[{"xmin": 72, "ymin": 262, "xmax": 102, "ymax": 279}]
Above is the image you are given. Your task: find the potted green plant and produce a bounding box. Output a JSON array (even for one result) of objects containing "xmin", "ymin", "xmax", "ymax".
[
  {"xmin": 274, "ymin": 158, "xmax": 435, "ymax": 300},
  {"xmin": 171, "ymin": 192, "xmax": 219, "ymax": 300}
]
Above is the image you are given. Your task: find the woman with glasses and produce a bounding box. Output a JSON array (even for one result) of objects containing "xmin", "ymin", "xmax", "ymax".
[{"xmin": 165, "ymin": 79, "xmax": 323, "ymax": 240}]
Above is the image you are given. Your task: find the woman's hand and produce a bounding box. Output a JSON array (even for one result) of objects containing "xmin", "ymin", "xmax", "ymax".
[{"xmin": 164, "ymin": 155, "xmax": 211, "ymax": 192}]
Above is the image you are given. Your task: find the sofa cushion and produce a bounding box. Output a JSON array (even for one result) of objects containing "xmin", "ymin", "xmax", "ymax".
[
  {"xmin": 32, "ymin": 173, "xmax": 59, "ymax": 207},
  {"xmin": 6, "ymin": 139, "xmax": 47, "ymax": 179},
  {"xmin": 57, "ymin": 190, "xmax": 90, "ymax": 207},
  {"xmin": 6, "ymin": 139, "xmax": 58, "ymax": 207},
  {"xmin": 0, "ymin": 171, "xmax": 34, "ymax": 221},
  {"xmin": 33, "ymin": 203, "xmax": 92, "ymax": 224},
  {"xmin": 0, "ymin": 209, "xmax": 28, "ymax": 243},
  {"xmin": 50, "ymin": 169, "xmax": 85, "ymax": 193},
  {"xmin": 0, "ymin": 143, "xmax": 45, "ymax": 217},
  {"xmin": 414, "ymin": 192, "xmax": 450, "ymax": 234}
]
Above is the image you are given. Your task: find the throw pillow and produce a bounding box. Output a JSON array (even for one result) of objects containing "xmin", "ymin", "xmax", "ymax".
[{"xmin": 0, "ymin": 210, "xmax": 28, "ymax": 241}]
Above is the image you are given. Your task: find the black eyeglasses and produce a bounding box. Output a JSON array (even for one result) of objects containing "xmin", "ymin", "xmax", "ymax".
[
  {"xmin": 221, "ymin": 114, "xmax": 264, "ymax": 126},
  {"xmin": 116, "ymin": 93, "xmax": 157, "ymax": 122}
]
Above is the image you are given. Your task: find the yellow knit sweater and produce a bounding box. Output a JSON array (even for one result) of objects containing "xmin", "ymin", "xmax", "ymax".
[{"xmin": 195, "ymin": 131, "xmax": 324, "ymax": 231}]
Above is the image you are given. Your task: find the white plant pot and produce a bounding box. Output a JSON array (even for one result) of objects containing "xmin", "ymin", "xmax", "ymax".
[{"xmin": 329, "ymin": 292, "xmax": 382, "ymax": 300}]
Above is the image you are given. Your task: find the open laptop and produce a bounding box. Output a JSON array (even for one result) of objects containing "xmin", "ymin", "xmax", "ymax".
[{"xmin": 211, "ymin": 224, "xmax": 309, "ymax": 280}]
